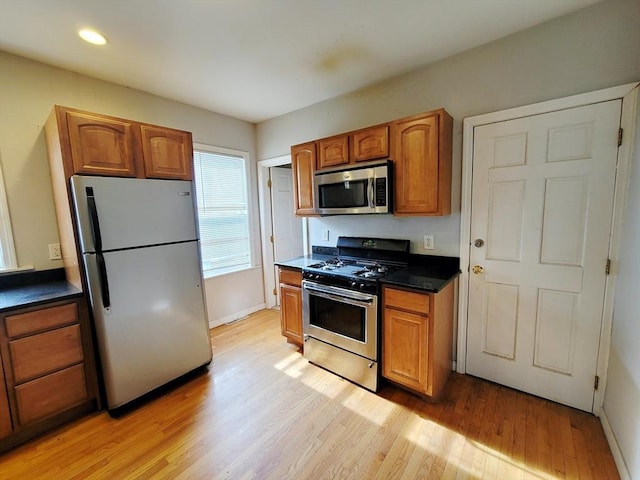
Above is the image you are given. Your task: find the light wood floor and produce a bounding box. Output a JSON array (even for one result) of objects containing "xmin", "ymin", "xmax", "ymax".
[{"xmin": 0, "ymin": 309, "xmax": 619, "ymax": 479}]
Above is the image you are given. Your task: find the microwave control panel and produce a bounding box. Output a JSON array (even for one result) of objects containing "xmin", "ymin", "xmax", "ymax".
[{"xmin": 375, "ymin": 178, "xmax": 387, "ymax": 206}]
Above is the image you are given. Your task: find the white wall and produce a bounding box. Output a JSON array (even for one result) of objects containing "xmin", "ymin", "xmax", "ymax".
[
  {"xmin": 256, "ymin": 0, "xmax": 640, "ymax": 476},
  {"xmin": 603, "ymin": 94, "xmax": 640, "ymax": 479},
  {"xmin": 256, "ymin": 0, "xmax": 640, "ymax": 255},
  {"xmin": 0, "ymin": 51, "xmax": 265, "ymax": 324}
]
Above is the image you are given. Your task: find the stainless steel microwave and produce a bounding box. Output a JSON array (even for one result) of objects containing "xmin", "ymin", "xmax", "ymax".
[{"xmin": 314, "ymin": 160, "xmax": 392, "ymax": 215}]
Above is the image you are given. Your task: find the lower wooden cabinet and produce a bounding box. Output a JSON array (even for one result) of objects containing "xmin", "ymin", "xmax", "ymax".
[
  {"xmin": 279, "ymin": 267, "xmax": 303, "ymax": 346},
  {"xmin": 0, "ymin": 297, "xmax": 99, "ymax": 452},
  {"xmin": 0, "ymin": 359, "xmax": 12, "ymax": 440},
  {"xmin": 382, "ymin": 282, "xmax": 454, "ymax": 399}
]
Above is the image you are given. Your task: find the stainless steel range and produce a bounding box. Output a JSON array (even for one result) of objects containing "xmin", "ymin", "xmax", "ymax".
[{"xmin": 302, "ymin": 237, "xmax": 410, "ymax": 391}]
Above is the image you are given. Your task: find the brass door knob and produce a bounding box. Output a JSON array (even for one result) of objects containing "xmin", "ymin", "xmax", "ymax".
[{"xmin": 472, "ymin": 265, "xmax": 484, "ymax": 274}]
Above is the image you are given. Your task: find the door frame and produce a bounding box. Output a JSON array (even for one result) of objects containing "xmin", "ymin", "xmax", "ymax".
[
  {"xmin": 458, "ymin": 82, "xmax": 639, "ymax": 415},
  {"xmin": 257, "ymin": 155, "xmax": 309, "ymax": 309}
]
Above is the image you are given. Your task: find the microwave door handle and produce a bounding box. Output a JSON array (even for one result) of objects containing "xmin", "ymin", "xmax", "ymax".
[{"xmin": 367, "ymin": 178, "xmax": 375, "ymax": 209}]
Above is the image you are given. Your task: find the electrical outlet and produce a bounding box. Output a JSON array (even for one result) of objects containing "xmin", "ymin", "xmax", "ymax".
[
  {"xmin": 48, "ymin": 243, "xmax": 62, "ymax": 260},
  {"xmin": 322, "ymin": 229, "xmax": 330, "ymax": 241},
  {"xmin": 423, "ymin": 235, "xmax": 435, "ymax": 250}
]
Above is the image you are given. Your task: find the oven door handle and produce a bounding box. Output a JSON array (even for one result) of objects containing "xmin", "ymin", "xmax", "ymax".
[{"xmin": 303, "ymin": 282, "xmax": 375, "ymax": 305}]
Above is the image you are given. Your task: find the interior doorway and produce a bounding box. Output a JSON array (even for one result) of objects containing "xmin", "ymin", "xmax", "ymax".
[{"xmin": 258, "ymin": 155, "xmax": 307, "ymax": 309}]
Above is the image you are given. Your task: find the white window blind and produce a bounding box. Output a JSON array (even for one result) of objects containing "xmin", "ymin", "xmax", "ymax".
[
  {"xmin": 193, "ymin": 147, "xmax": 251, "ymax": 276},
  {"xmin": 0, "ymin": 163, "xmax": 17, "ymax": 271}
]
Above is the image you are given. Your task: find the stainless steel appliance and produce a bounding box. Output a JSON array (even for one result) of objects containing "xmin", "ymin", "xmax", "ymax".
[
  {"xmin": 70, "ymin": 175, "xmax": 212, "ymax": 410},
  {"xmin": 302, "ymin": 237, "xmax": 409, "ymax": 391},
  {"xmin": 314, "ymin": 160, "xmax": 392, "ymax": 215}
]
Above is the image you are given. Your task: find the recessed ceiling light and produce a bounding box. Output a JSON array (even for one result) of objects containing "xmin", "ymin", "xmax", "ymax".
[{"xmin": 78, "ymin": 29, "xmax": 107, "ymax": 46}]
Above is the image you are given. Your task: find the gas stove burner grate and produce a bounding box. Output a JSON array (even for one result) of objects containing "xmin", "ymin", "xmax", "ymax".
[{"xmin": 307, "ymin": 258, "xmax": 352, "ymax": 271}]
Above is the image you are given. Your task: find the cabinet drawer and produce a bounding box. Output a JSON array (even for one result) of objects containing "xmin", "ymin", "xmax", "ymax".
[
  {"xmin": 5, "ymin": 303, "xmax": 78, "ymax": 338},
  {"xmin": 279, "ymin": 268, "xmax": 302, "ymax": 287},
  {"xmin": 15, "ymin": 364, "xmax": 87, "ymax": 425},
  {"xmin": 384, "ymin": 288, "xmax": 430, "ymax": 314},
  {"xmin": 9, "ymin": 324, "xmax": 84, "ymax": 383}
]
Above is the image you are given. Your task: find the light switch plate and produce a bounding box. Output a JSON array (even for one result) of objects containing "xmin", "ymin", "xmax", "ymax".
[{"xmin": 322, "ymin": 230, "xmax": 330, "ymax": 241}]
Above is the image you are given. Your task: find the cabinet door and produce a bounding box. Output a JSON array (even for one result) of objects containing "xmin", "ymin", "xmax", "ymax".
[
  {"xmin": 392, "ymin": 111, "xmax": 451, "ymax": 216},
  {"xmin": 291, "ymin": 142, "xmax": 316, "ymax": 215},
  {"xmin": 66, "ymin": 110, "xmax": 137, "ymax": 177},
  {"xmin": 318, "ymin": 135, "xmax": 349, "ymax": 169},
  {"xmin": 140, "ymin": 125, "xmax": 193, "ymax": 180},
  {"xmin": 280, "ymin": 284, "xmax": 303, "ymax": 345},
  {"xmin": 352, "ymin": 125, "xmax": 389, "ymax": 162},
  {"xmin": 383, "ymin": 307, "xmax": 429, "ymax": 393},
  {"xmin": 0, "ymin": 358, "xmax": 12, "ymax": 439}
]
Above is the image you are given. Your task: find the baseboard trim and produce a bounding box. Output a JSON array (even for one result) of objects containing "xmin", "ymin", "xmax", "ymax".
[
  {"xmin": 209, "ymin": 303, "xmax": 266, "ymax": 329},
  {"xmin": 600, "ymin": 408, "xmax": 631, "ymax": 480}
]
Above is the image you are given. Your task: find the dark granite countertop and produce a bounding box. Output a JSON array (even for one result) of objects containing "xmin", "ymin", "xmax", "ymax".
[
  {"xmin": 0, "ymin": 269, "xmax": 83, "ymax": 312},
  {"xmin": 380, "ymin": 254, "xmax": 460, "ymax": 293}
]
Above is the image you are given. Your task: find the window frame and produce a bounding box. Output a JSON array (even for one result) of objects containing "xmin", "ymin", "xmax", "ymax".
[
  {"xmin": 0, "ymin": 162, "xmax": 17, "ymax": 272},
  {"xmin": 192, "ymin": 143, "xmax": 255, "ymax": 279}
]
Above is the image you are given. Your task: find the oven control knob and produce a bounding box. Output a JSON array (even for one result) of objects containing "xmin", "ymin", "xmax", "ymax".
[{"xmin": 350, "ymin": 281, "xmax": 357, "ymax": 287}]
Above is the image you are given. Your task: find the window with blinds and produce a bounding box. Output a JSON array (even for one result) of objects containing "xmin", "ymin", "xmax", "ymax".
[{"xmin": 193, "ymin": 147, "xmax": 252, "ymax": 277}]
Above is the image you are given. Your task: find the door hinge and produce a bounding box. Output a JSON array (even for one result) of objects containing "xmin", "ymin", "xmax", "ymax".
[
  {"xmin": 267, "ymin": 179, "xmax": 272, "ymax": 188},
  {"xmin": 618, "ymin": 128, "xmax": 623, "ymax": 147},
  {"xmin": 273, "ymin": 288, "xmax": 277, "ymax": 295},
  {"xmin": 594, "ymin": 375, "xmax": 600, "ymax": 390},
  {"xmin": 270, "ymin": 235, "xmax": 274, "ymax": 243},
  {"xmin": 605, "ymin": 258, "xmax": 611, "ymax": 275}
]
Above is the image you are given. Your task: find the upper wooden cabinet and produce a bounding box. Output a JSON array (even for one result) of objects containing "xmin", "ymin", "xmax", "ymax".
[
  {"xmin": 317, "ymin": 135, "xmax": 349, "ymax": 169},
  {"xmin": 46, "ymin": 106, "xmax": 194, "ymax": 181},
  {"xmin": 316, "ymin": 125, "xmax": 390, "ymax": 170},
  {"xmin": 392, "ymin": 109, "xmax": 452, "ymax": 216},
  {"xmin": 66, "ymin": 111, "xmax": 137, "ymax": 177},
  {"xmin": 291, "ymin": 142, "xmax": 317, "ymax": 215},
  {"xmin": 140, "ymin": 124, "xmax": 193, "ymax": 180},
  {"xmin": 351, "ymin": 125, "xmax": 389, "ymax": 162},
  {"xmin": 290, "ymin": 108, "xmax": 452, "ymax": 217}
]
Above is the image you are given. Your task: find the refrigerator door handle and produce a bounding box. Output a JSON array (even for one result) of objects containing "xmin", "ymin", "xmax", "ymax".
[
  {"xmin": 96, "ymin": 252, "xmax": 111, "ymax": 311},
  {"xmin": 86, "ymin": 188, "xmax": 103, "ymax": 252}
]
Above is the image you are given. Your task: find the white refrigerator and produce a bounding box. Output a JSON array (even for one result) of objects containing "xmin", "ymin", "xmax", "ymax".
[{"xmin": 70, "ymin": 175, "xmax": 213, "ymax": 410}]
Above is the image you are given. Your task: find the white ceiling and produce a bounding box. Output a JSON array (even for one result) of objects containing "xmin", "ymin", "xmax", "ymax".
[{"xmin": 0, "ymin": 0, "xmax": 601, "ymax": 123}]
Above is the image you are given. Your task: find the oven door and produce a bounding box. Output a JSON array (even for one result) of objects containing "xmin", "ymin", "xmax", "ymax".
[{"xmin": 302, "ymin": 280, "xmax": 378, "ymax": 360}]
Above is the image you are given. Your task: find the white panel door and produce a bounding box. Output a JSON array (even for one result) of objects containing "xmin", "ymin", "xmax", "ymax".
[
  {"xmin": 271, "ymin": 166, "xmax": 303, "ymax": 306},
  {"xmin": 467, "ymin": 100, "xmax": 621, "ymax": 412}
]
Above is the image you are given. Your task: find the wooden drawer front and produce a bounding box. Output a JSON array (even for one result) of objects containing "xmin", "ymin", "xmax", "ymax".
[
  {"xmin": 279, "ymin": 268, "xmax": 302, "ymax": 287},
  {"xmin": 15, "ymin": 364, "xmax": 87, "ymax": 425},
  {"xmin": 5, "ymin": 303, "xmax": 78, "ymax": 338},
  {"xmin": 384, "ymin": 288, "xmax": 430, "ymax": 314},
  {"xmin": 9, "ymin": 325, "xmax": 84, "ymax": 383}
]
